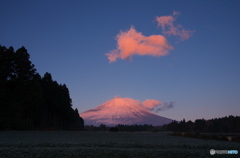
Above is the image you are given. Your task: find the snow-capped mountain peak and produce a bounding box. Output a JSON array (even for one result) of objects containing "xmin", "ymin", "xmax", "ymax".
[{"xmin": 80, "ymin": 97, "xmax": 172, "ymax": 126}]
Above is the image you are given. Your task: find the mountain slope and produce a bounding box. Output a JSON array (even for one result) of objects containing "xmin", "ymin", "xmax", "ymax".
[{"xmin": 80, "ymin": 97, "xmax": 172, "ymax": 126}]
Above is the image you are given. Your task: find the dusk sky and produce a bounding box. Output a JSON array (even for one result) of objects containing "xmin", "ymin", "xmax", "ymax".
[{"xmin": 1, "ymin": 0, "xmax": 240, "ymax": 121}]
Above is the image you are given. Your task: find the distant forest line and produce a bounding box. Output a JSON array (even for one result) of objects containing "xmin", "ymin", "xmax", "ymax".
[
  {"xmin": 167, "ymin": 115, "xmax": 240, "ymax": 133},
  {"xmin": 0, "ymin": 45, "xmax": 84, "ymax": 130},
  {"xmin": 85, "ymin": 115, "xmax": 240, "ymax": 134}
]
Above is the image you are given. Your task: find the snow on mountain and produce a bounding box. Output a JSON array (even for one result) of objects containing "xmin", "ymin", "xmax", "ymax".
[{"xmin": 80, "ymin": 97, "xmax": 172, "ymax": 126}]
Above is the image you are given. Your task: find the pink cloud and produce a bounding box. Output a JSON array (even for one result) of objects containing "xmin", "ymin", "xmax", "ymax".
[
  {"xmin": 141, "ymin": 99, "xmax": 175, "ymax": 112},
  {"xmin": 156, "ymin": 11, "xmax": 194, "ymax": 41},
  {"xmin": 106, "ymin": 27, "xmax": 173, "ymax": 63},
  {"xmin": 141, "ymin": 99, "xmax": 162, "ymax": 110}
]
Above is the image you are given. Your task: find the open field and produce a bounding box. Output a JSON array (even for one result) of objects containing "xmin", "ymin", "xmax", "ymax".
[{"xmin": 0, "ymin": 131, "xmax": 239, "ymax": 158}]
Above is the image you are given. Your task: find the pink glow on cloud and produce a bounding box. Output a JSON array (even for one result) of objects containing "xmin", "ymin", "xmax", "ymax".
[
  {"xmin": 106, "ymin": 27, "xmax": 173, "ymax": 62},
  {"xmin": 141, "ymin": 99, "xmax": 162, "ymax": 110},
  {"xmin": 156, "ymin": 11, "xmax": 194, "ymax": 41}
]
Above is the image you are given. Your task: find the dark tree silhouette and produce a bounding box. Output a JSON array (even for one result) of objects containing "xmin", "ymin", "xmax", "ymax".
[{"xmin": 0, "ymin": 45, "xmax": 84, "ymax": 130}]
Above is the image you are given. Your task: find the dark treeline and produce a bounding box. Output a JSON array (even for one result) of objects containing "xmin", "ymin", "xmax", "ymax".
[
  {"xmin": 85, "ymin": 124, "xmax": 164, "ymax": 132},
  {"xmin": 0, "ymin": 45, "xmax": 84, "ymax": 130},
  {"xmin": 116, "ymin": 124, "xmax": 154, "ymax": 132},
  {"xmin": 167, "ymin": 115, "xmax": 240, "ymax": 133}
]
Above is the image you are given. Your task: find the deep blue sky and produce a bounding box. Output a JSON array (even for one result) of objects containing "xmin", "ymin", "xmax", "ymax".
[{"xmin": 1, "ymin": 0, "xmax": 240, "ymax": 121}]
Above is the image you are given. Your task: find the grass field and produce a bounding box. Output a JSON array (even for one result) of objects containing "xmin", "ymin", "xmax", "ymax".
[{"xmin": 0, "ymin": 131, "xmax": 239, "ymax": 158}]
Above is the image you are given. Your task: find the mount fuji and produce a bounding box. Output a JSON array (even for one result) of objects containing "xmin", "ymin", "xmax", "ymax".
[{"xmin": 80, "ymin": 97, "xmax": 172, "ymax": 126}]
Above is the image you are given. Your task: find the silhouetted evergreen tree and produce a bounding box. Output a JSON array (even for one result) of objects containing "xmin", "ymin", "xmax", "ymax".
[
  {"xmin": 179, "ymin": 119, "xmax": 187, "ymax": 132},
  {"xmin": 167, "ymin": 120, "xmax": 179, "ymax": 132},
  {"xmin": 0, "ymin": 45, "xmax": 84, "ymax": 130},
  {"xmin": 194, "ymin": 119, "xmax": 206, "ymax": 133},
  {"xmin": 186, "ymin": 120, "xmax": 194, "ymax": 132}
]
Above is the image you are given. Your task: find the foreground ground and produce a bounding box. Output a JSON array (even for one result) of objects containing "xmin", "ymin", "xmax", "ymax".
[{"xmin": 0, "ymin": 131, "xmax": 239, "ymax": 158}]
